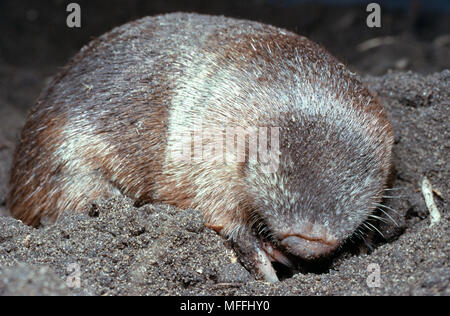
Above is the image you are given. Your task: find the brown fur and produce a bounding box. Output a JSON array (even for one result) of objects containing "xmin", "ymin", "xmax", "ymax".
[{"xmin": 8, "ymin": 13, "xmax": 393, "ymax": 281}]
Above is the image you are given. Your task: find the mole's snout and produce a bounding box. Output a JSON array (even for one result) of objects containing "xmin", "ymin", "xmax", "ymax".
[{"xmin": 280, "ymin": 226, "xmax": 339, "ymax": 260}]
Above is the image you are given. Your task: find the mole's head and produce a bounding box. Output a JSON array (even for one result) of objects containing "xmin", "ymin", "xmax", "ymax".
[{"xmin": 243, "ymin": 107, "xmax": 393, "ymax": 262}]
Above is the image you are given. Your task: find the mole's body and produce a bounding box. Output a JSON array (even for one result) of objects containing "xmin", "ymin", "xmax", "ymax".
[{"xmin": 8, "ymin": 13, "xmax": 393, "ymax": 281}]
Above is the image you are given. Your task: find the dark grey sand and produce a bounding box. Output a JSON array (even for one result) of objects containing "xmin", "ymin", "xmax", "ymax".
[{"xmin": 0, "ymin": 68, "xmax": 448, "ymax": 295}]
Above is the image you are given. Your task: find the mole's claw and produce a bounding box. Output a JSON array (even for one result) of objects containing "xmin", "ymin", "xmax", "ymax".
[
  {"xmin": 254, "ymin": 245, "xmax": 280, "ymax": 282},
  {"xmin": 230, "ymin": 229, "xmax": 279, "ymax": 282}
]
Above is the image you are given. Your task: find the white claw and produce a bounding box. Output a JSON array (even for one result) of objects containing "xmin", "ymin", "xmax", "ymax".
[
  {"xmin": 261, "ymin": 240, "xmax": 295, "ymax": 269},
  {"xmin": 255, "ymin": 245, "xmax": 279, "ymax": 283}
]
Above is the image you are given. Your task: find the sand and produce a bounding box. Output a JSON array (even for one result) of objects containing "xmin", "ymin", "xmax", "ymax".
[{"xmin": 0, "ymin": 70, "xmax": 448, "ymax": 296}]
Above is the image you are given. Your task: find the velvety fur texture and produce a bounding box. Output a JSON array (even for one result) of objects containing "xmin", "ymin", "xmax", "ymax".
[{"xmin": 8, "ymin": 13, "xmax": 393, "ymax": 281}]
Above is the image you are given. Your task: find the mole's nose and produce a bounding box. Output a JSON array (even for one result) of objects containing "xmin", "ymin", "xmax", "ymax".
[{"xmin": 280, "ymin": 227, "xmax": 339, "ymax": 260}]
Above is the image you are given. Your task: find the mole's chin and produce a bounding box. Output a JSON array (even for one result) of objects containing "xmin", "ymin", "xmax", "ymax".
[{"xmin": 280, "ymin": 234, "xmax": 339, "ymax": 260}]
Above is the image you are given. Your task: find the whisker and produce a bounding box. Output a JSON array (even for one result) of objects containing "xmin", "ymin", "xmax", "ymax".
[
  {"xmin": 365, "ymin": 222, "xmax": 385, "ymax": 238},
  {"xmin": 353, "ymin": 229, "xmax": 367, "ymax": 242},
  {"xmin": 373, "ymin": 205, "xmax": 399, "ymax": 227},
  {"xmin": 349, "ymin": 235, "xmax": 356, "ymax": 243},
  {"xmin": 361, "ymin": 222, "xmax": 371, "ymax": 231},
  {"xmin": 368, "ymin": 214, "xmax": 389, "ymax": 224},
  {"xmin": 373, "ymin": 202, "xmax": 400, "ymax": 215},
  {"xmin": 382, "ymin": 195, "xmax": 407, "ymax": 199},
  {"xmin": 383, "ymin": 187, "xmax": 406, "ymax": 191}
]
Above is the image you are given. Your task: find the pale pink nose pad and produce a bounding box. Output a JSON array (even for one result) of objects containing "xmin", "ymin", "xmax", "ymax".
[{"xmin": 280, "ymin": 234, "xmax": 339, "ymax": 260}]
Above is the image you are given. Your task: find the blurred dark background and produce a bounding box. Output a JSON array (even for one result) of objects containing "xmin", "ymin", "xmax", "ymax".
[{"xmin": 0, "ymin": 0, "xmax": 449, "ymax": 110}]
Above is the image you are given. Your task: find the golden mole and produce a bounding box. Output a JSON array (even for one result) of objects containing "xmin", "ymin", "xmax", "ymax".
[{"xmin": 8, "ymin": 13, "xmax": 393, "ymax": 282}]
